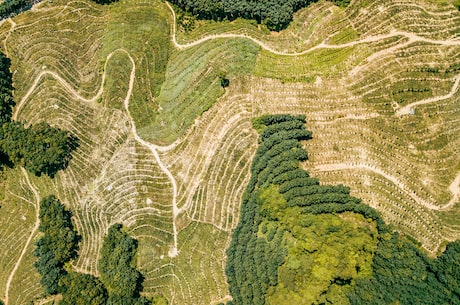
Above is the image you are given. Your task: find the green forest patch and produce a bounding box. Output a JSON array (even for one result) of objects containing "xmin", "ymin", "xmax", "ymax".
[{"xmin": 225, "ymin": 114, "xmax": 460, "ymax": 305}]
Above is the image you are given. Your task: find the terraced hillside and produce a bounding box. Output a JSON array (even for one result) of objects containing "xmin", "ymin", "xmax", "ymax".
[{"xmin": 0, "ymin": 0, "xmax": 459, "ymax": 304}]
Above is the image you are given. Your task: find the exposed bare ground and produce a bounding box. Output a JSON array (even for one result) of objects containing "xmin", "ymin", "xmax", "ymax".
[{"xmin": 5, "ymin": 0, "xmax": 460, "ymax": 301}]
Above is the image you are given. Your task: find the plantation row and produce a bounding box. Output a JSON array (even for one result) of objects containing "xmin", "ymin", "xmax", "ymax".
[
  {"xmin": 162, "ymin": 92, "xmax": 257, "ymax": 231},
  {"xmin": 2, "ymin": 0, "xmax": 460, "ymax": 303},
  {"xmin": 8, "ymin": 0, "xmax": 108, "ymax": 103},
  {"xmin": 344, "ymin": 0, "xmax": 460, "ymax": 40}
]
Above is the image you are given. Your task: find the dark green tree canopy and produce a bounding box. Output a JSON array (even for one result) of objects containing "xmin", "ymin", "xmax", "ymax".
[
  {"xmin": 38, "ymin": 195, "xmax": 80, "ymax": 262},
  {"xmin": 0, "ymin": 0, "xmax": 33, "ymax": 20},
  {"xmin": 170, "ymin": 0, "xmax": 350, "ymax": 31},
  {"xmin": 92, "ymin": 0, "xmax": 119, "ymax": 4},
  {"xmin": 59, "ymin": 272, "xmax": 108, "ymax": 305},
  {"xmin": 0, "ymin": 121, "xmax": 78, "ymax": 177},
  {"xmin": 33, "ymin": 195, "xmax": 80, "ymax": 295},
  {"xmin": 0, "ymin": 51, "xmax": 14, "ymax": 125},
  {"xmin": 34, "ymin": 199, "xmax": 152, "ymax": 304},
  {"xmin": 99, "ymin": 224, "xmax": 144, "ymax": 299},
  {"xmin": 0, "ymin": 50, "xmax": 78, "ymax": 176}
]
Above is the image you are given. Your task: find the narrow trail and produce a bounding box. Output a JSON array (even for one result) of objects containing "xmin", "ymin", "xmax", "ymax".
[
  {"xmin": 13, "ymin": 49, "xmax": 181, "ymax": 257},
  {"xmin": 11, "ymin": 2, "xmax": 460, "ymax": 261},
  {"xmin": 118, "ymin": 49, "xmax": 180, "ymax": 257},
  {"xmin": 397, "ymin": 74, "xmax": 460, "ymax": 115},
  {"xmin": 166, "ymin": 2, "xmax": 460, "ymax": 56},
  {"xmin": 12, "ymin": 58, "xmax": 109, "ymax": 120},
  {"xmin": 315, "ymin": 163, "xmax": 459, "ymax": 211},
  {"xmin": 4, "ymin": 168, "xmax": 40, "ymax": 305}
]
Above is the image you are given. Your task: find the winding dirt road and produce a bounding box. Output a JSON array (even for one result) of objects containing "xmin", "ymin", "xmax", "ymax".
[
  {"xmin": 13, "ymin": 49, "xmax": 181, "ymax": 258},
  {"xmin": 10, "ymin": 2, "xmax": 460, "ymax": 264},
  {"xmin": 165, "ymin": 2, "xmax": 460, "ymax": 56},
  {"xmin": 117, "ymin": 49, "xmax": 180, "ymax": 257},
  {"xmin": 164, "ymin": 1, "xmax": 460, "ymax": 211}
]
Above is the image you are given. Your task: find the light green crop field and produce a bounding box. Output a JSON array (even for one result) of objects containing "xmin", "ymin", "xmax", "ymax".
[{"xmin": 0, "ymin": 0, "xmax": 459, "ymax": 304}]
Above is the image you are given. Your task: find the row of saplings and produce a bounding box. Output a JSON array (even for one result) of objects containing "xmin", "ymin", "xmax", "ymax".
[{"xmin": 34, "ymin": 195, "xmax": 153, "ymax": 305}]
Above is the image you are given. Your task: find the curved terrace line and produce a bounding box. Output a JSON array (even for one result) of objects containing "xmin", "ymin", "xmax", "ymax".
[
  {"xmin": 397, "ymin": 75, "xmax": 460, "ymax": 116},
  {"xmin": 166, "ymin": 1, "xmax": 460, "ymax": 56},
  {"xmin": 13, "ymin": 49, "xmax": 181, "ymax": 258},
  {"xmin": 315, "ymin": 163, "xmax": 460, "ymax": 211}
]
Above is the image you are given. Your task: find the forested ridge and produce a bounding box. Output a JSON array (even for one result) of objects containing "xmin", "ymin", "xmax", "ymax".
[
  {"xmin": 170, "ymin": 0, "xmax": 350, "ymax": 31},
  {"xmin": 0, "ymin": 51, "xmax": 77, "ymax": 177},
  {"xmin": 225, "ymin": 114, "xmax": 460, "ymax": 305},
  {"xmin": 0, "ymin": 0, "xmax": 35, "ymax": 20},
  {"xmin": 34, "ymin": 196, "xmax": 153, "ymax": 304}
]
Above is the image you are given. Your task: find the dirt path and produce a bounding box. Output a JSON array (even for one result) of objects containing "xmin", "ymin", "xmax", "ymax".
[
  {"xmin": 117, "ymin": 49, "xmax": 180, "ymax": 257},
  {"xmin": 14, "ymin": 48, "xmax": 181, "ymax": 258},
  {"xmin": 166, "ymin": 2, "xmax": 460, "ymax": 56},
  {"xmin": 12, "ymin": 58, "xmax": 110, "ymax": 120},
  {"xmin": 397, "ymin": 75, "xmax": 460, "ymax": 115},
  {"xmin": 4, "ymin": 168, "xmax": 40, "ymax": 305},
  {"xmin": 315, "ymin": 163, "xmax": 459, "ymax": 211}
]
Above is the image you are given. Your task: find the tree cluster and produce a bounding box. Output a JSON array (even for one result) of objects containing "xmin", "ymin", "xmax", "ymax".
[
  {"xmin": 0, "ymin": 121, "xmax": 78, "ymax": 177},
  {"xmin": 91, "ymin": 0, "xmax": 119, "ymax": 4},
  {"xmin": 99, "ymin": 224, "xmax": 151, "ymax": 305},
  {"xmin": 0, "ymin": 52, "xmax": 14, "ymax": 125},
  {"xmin": 348, "ymin": 234, "xmax": 460, "ymax": 304},
  {"xmin": 0, "ymin": 0, "xmax": 33, "ymax": 19},
  {"xmin": 170, "ymin": 0, "xmax": 350, "ymax": 31},
  {"xmin": 225, "ymin": 192, "xmax": 285, "ymax": 305},
  {"xmin": 33, "ymin": 195, "xmax": 80, "ymax": 295},
  {"xmin": 59, "ymin": 272, "xmax": 108, "ymax": 305},
  {"xmin": 0, "ymin": 51, "xmax": 77, "ymax": 176},
  {"xmin": 33, "ymin": 196, "xmax": 152, "ymax": 304},
  {"xmin": 226, "ymin": 114, "xmax": 313, "ymax": 304}
]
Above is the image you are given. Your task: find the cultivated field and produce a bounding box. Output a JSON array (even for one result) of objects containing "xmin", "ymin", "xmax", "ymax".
[{"xmin": 0, "ymin": 0, "xmax": 459, "ymax": 304}]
